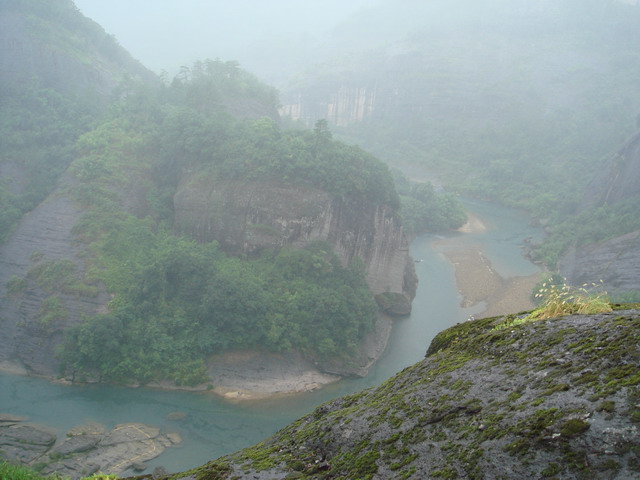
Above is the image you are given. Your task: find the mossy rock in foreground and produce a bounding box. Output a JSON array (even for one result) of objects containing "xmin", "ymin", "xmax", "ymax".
[{"xmin": 147, "ymin": 309, "xmax": 640, "ymax": 479}]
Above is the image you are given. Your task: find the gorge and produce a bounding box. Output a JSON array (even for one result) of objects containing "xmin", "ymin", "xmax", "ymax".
[
  {"xmin": 0, "ymin": 197, "xmax": 544, "ymax": 477},
  {"xmin": 2, "ymin": 1, "xmax": 640, "ymax": 478}
]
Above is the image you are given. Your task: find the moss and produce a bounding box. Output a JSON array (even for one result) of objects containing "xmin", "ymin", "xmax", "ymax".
[
  {"xmin": 431, "ymin": 466, "xmax": 458, "ymax": 478},
  {"xmin": 6, "ymin": 275, "xmax": 28, "ymax": 295},
  {"xmin": 349, "ymin": 449, "xmax": 380, "ymax": 477},
  {"xmin": 541, "ymin": 383, "xmax": 570, "ymax": 396},
  {"xmin": 389, "ymin": 453, "xmax": 418, "ymax": 471},
  {"xmin": 507, "ymin": 391, "xmax": 523, "ymax": 402},
  {"xmin": 541, "ymin": 462, "xmax": 561, "ymax": 477},
  {"xmin": 426, "ymin": 316, "xmax": 499, "ymax": 356},
  {"xmin": 596, "ymin": 400, "xmax": 615, "ymax": 413},
  {"xmin": 178, "ymin": 460, "xmax": 233, "ymax": 480},
  {"xmin": 594, "ymin": 459, "xmax": 620, "ymax": 472},
  {"xmin": 559, "ymin": 419, "xmax": 590, "ymax": 437}
]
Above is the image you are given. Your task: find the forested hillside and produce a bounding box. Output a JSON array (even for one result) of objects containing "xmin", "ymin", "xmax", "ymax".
[
  {"xmin": 0, "ymin": 0, "xmax": 471, "ymax": 387},
  {"xmin": 0, "ymin": 0, "xmax": 154, "ymax": 242},
  {"xmin": 57, "ymin": 67, "xmax": 389, "ymax": 383},
  {"xmin": 280, "ymin": 0, "xmax": 640, "ymax": 267}
]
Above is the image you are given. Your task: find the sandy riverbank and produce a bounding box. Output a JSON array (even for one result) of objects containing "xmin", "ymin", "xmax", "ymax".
[
  {"xmin": 437, "ymin": 213, "xmax": 542, "ymax": 318},
  {"xmin": 206, "ymin": 349, "xmax": 341, "ymax": 401},
  {"xmin": 206, "ymin": 313, "xmax": 393, "ymax": 401}
]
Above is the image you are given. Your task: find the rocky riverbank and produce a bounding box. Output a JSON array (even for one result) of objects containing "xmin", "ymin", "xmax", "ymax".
[{"xmin": 0, "ymin": 414, "xmax": 181, "ymax": 479}]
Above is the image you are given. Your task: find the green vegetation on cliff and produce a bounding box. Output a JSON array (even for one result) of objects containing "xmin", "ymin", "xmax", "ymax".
[
  {"xmin": 393, "ymin": 171, "xmax": 467, "ymax": 236},
  {"xmin": 57, "ymin": 62, "xmax": 393, "ymax": 384},
  {"xmin": 0, "ymin": 0, "xmax": 155, "ymax": 243},
  {"xmin": 0, "ymin": 80, "xmax": 100, "ymax": 243}
]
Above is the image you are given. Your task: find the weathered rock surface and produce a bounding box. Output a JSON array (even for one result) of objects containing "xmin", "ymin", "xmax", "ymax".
[
  {"xmin": 167, "ymin": 308, "xmax": 640, "ymax": 480},
  {"xmin": 0, "ymin": 417, "xmax": 181, "ymax": 480},
  {"xmin": 582, "ymin": 130, "xmax": 640, "ymax": 210},
  {"xmin": 174, "ymin": 178, "xmax": 416, "ymax": 298},
  {"xmin": 559, "ymin": 230, "xmax": 640, "ymax": 296},
  {"xmin": 173, "ymin": 177, "xmax": 415, "ymax": 378},
  {"xmin": 560, "ymin": 130, "xmax": 640, "ymax": 296},
  {"xmin": 0, "ymin": 188, "xmax": 109, "ymax": 376}
]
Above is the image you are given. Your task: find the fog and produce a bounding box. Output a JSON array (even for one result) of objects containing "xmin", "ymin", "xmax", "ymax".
[{"xmin": 73, "ymin": 0, "xmax": 380, "ymax": 83}]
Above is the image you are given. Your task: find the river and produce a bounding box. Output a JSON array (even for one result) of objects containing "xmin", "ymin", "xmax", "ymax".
[{"xmin": 0, "ymin": 198, "xmax": 543, "ymax": 475}]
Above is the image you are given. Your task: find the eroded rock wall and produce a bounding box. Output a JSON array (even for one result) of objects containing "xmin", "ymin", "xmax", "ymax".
[
  {"xmin": 559, "ymin": 230, "xmax": 640, "ymax": 296},
  {"xmin": 173, "ymin": 177, "xmax": 415, "ymax": 298},
  {"xmin": 0, "ymin": 189, "xmax": 108, "ymax": 376}
]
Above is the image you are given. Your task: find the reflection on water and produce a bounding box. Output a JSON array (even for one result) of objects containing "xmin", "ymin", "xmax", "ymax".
[{"xmin": 0, "ymin": 199, "xmax": 542, "ymax": 474}]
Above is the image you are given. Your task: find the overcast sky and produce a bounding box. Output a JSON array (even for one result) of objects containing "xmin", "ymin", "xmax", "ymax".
[{"xmin": 74, "ymin": 0, "xmax": 381, "ymax": 79}]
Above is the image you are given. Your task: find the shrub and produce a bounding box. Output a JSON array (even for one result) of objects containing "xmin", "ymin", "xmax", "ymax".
[{"xmin": 529, "ymin": 279, "xmax": 612, "ymax": 320}]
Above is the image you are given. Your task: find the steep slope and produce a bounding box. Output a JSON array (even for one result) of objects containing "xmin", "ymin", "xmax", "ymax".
[
  {"xmin": 558, "ymin": 130, "xmax": 640, "ymax": 296},
  {"xmin": 0, "ymin": 0, "xmax": 155, "ymax": 96},
  {"xmin": 0, "ymin": 60, "xmax": 412, "ymax": 384},
  {"xmin": 0, "ymin": 0, "xmax": 156, "ymax": 375},
  {"xmin": 173, "ymin": 179, "xmax": 415, "ymax": 298},
  {"xmin": 583, "ymin": 130, "xmax": 640, "ymax": 209},
  {"xmin": 169, "ymin": 308, "xmax": 640, "ymax": 480},
  {"xmin": 0, "ymin": 177, "xmax": 111, "ymax": 376}
]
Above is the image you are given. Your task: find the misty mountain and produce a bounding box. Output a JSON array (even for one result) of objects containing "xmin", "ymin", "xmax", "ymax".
[
  {"xmin": 0, "ymin": 0, "xmax": 157, "ymax": 242},
  {"xmin": 276, "ymin": 0, "xmax": 640, "ymax": 269},
  {"xmin": 0, "ymin": 1, "xmax": 421, "ymax": 391}
]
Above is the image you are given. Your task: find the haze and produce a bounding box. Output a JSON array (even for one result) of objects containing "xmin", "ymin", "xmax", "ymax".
[{"xmin": 73, "ymin": 0, "xmax": 381, "ymax": 83}]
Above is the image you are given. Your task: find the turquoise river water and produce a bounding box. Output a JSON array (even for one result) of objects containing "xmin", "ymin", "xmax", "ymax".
[{"xmin": 0, "ymin": 198, "xmax": 543, "ymax": 475}]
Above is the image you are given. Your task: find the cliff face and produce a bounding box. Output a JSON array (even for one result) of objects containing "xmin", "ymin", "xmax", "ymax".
[
  {"xmin": 280, "ymin": 86, "xmax": 378, "ymax": 127},
  {"xmin": 169, "ymin": 308, "xmax": 640, "ymax": 480},
  {"xmin": 0, "ymin": 182, "xmax": 109, "ymax": 376},
  {"xmin": 559, "ymin": 131, "xmax": 640, "ymax": 295},
  {"xmin": 559, "ymin": 231, "xmax": 640, "ymax": 296},
  {"xmin": 173, "ymin": 177, "xmax": 416, "ymax": 299},
  {"xmin": 581, "ymin": 130, "xmax": 640, "ymax": 210}
]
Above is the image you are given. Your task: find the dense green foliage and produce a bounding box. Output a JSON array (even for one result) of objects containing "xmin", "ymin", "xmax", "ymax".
[
  {"xmin": 56, "ymin": 63, "xmax": 387, "ymax": 384},
  {"xmin": 393, "ymin": 171, "xmax": 467, "ymax": 236},
  {"xmin": 0, "ymin": 0, "xmax": 154, "ymax": 243},
  {"xmin": 61, "ymin": 224, "xmax": 376, "ymax": 384},
  {"xmin": 0, "ymin": 81, "xmax": 99, "ymax": 242},
  {"xmin": 0, "ymin": 461, "xmax": 59, "ymax": 480}
]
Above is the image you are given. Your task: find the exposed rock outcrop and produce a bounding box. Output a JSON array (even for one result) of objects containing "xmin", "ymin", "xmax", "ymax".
[
  {"xmin": 173, "ymin": 178, "xmax": 416, "ymax": 299},
  {"xmin": 167, "ymin": 308, "xmax": 640, "ymax": 480},
  {"xmin": 582, "ymin": 130, "xmax": 640, "ymax": 210},
  {"xmin": 0, "ymin": 417, "xmax": 180, "ymax": 480},
  {"xmin": 559, "ymin": 130, "xmax": 640, "ymax": 295},
  {"xmin": 280, "ymin": 86, "xmax": 378, "ymax": 127},
  {"xmin": 173, "ymin": 177, "xmax": 416, "ymax": 379},
  {"xmin": 559, "ymin": 230, "xmax": 640, "ymax": 296},
  {"xmin": 0, "ymin": 187, "xmax": 109, "ymax": 376}
]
